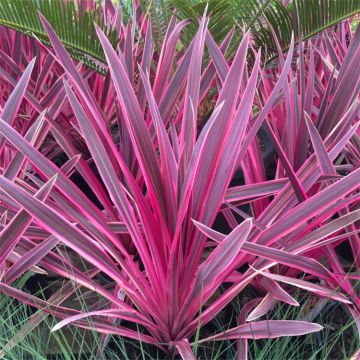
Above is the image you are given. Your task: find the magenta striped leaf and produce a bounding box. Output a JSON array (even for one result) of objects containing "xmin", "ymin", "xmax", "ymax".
[{"xmin": 198, "ymin": 320, "xmax": 323, "ymax": 342}]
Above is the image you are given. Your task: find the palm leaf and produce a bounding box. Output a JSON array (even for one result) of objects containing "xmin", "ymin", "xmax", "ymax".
[
  {"xmin": 161, "ymin": 0, "xmax": 360, "ymax": 59},
  {"xmin": 292, "ymin": 0, "xmax": 360, "ymax": 40},
  {"xmin": 169, "ymin": 0, "xmax": 234, "ymax": 43},
  {"xmin": 0, "ymin": 0, "xmax": 118, "ymax": 74}
]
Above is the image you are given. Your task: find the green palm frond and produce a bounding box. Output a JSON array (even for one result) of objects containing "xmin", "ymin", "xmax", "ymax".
[
  {"xmin": 169, "ymin": 0, "xmax": 235, "ymax": 44},
  {"xmin": 158, "ymin": 0, "xmax": 292, "ymax": 61},
  {"xmin": 292, "ymin": 0, "xmax": 360, "ymax": 41},
  {"xmin": 161, "ymin": 0, "xmax": 360, "ymax": 59},
  {"xmin": 243, "ymin": 0, "xmax": 292, "ymax": 58},
  {"xmin": 0, "ymin": 0, "xmax": 119, "ymax": 73}
]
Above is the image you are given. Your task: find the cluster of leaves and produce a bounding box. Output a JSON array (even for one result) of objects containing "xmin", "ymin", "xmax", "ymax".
[
  {"xmin": 144, "ymin": 0, "xmax": 360, "ymax": 60},
  {"xmin": 0, "ymin": 0, "xmax": 119, "ymax": 73},
  {"xmin": 0, "ymin": 0, "xmax": 359, "ymax": 358},
  {"xmin": 1, "ymin": 0, "xmax": 360, "ymax": 70}
]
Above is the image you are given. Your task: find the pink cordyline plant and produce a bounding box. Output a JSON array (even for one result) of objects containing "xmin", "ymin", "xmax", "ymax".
[{"xmin": 0, "ymin": 1, "xmax": 359, "ymax": 358}]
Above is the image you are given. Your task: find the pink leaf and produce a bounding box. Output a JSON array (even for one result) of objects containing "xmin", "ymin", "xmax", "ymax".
[
  {"xmin": 251, "ymin": 267, "xmax": 351, "ymax": 304},
  {"xmin": 171, "ymin": 339, "xmax": 196, "ymax": 360},
  {"xmin": 198, "ymin": 320, "xmax": 323, "ymax": 342}
]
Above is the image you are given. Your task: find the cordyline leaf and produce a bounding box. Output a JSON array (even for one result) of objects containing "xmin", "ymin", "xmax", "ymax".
[
  {"xmin": 139, "ymin": 67, "xmax": 177, "ymax": 228},
  {"xmin": 191, "ymin": 30, "xmax": 250, "ymax": 219},
  {"xmin": 294, "ymin": 41, "xmax": 312, "ymax": 169},
  {"xmin": 153, "ymin": 19, "xmax": 190, "ymax": 101},
  {"xmin": 64, "ymin": 81, "xmax": 165, "ymax": 302},
  {"xmin": 5, "ymin": 251, "xmax": 46, "ymax": 276},
  {"xmin": 259, "ymin": 277, "xmax": 299, "ymax": 306},
  {"xmin": 0, "ymin": 65, "xmax": 114, "ymax": 216},
  {"xmin": 191, "ymin": 219, "xmax": 252, "ymax": 297},
  {"xmin": 288, "ymin": 209, "xmax": 360, "ymax": 253},
  {"xmin": 318, "ymin": 27, "xmax": 360, "ymax": 137},
  {"xmin": 306, "ymin": 230, "xmax": 360, "ymax": 253},
  {"xmin": 173, "ymin": 102, "xmax": 224, "ymax": 244},
  {"xmin": 52, "ymin": 308, "xmax": 149, "ymax": 333},
  {"xmin": 305, "ymin": 112, "xmax": 336, "ymax": 175},
  {"xmin": 197, "ymin": 320, "xmax": 323, "ymax": 342},
  {"xmin": 165, "ymin": 102, "xmax": 225, "ymax": 328},
  {"xmin": 4, "ymin": 235, "xmax": 59, "ymax": 283},
  {"xmin": 0, "ymin": 118, "xmax": 117, "ymax": 247},
  {"xmin": 262, "ymin": 118, "xmax": 308, "ymax": 202},
  {"xmin": 200, "ymin": 29, "xmax": 234, "ymax": 99},
  {"xmin": 245, "ymin": 243, "xmax": 335, "ymax": 283},
  {"xmin": 182, "ymin": 45, "xmax": 260, "ymax": 304},
  {"xmin": 205, "ymin": 29, "xmax": 229, "ymax": 83},
  {"xmin": 225, "ymin": 179, "xmax": 288, "ymax": 204},
  {"xmin": 200, "ymin": 50, "xmax": 262, "ymax": 223},
  {"xmin": 137, "ymin": 19, "xmax": 153, "ymax": 112},
  {"xmin": 0, "ymin": 211, "xmax": 7, "ymax": 226},
  {"xmin": 171, "ymin": 339, "xmax": 195, "ymax": 360},
  {"xmin": 246, "ymin": 294, "xmax": 279, "ymax": 322},
  {"xmin": 180, "ymin": 14, "xmax": 207, "ymax": 165},
  {"xmin": 38, "ymin": 13, "xmax": 109, "ymax": 133},
  {"xmin": 0, "ymin": 177, "xmax": 162, "ymax": 322},
  {"xmin": 95, "ymin": 24, "xmax": 167, "ymax": 222},
  {"xmin": 64, "ymin": 82, "xmax": 154, "ymax": 276},
  {"xmin": 0, "ymin": 58, "xmax": 35, "ymax": 150},
  {"xmin": 3, "ymin": 111, "xmax": 46, "ymax": 181},
  {"xmin": 59, "ymin": 154, "xmax": 82, "ymax": 174},
  {"xmin": 124, "ymin": 24, "xmax": 134, "ymax": 82},
  {"xmin": 304, "ymin": 44, "xmax": 315, "ymax": 115},
  {"xmin": 15, "ymin": 239, "xmax": 129, "ymax": 310},
  {"xmin": 256, "ymin": 167, "xmax": 360, "ymax": 247},
  {"xmin": 236, "ymin": 299, "xmax": 260, "ymax": 360},
  {"xmin": 251, "ymin": 267, "xmax": 351, "ymax": 304},
  {"xmin": 193, "ymin": 220, "xmax": 335, "ymax": 283},
  {"xmin": 38, "ymin": 13, "xmax": 125, "ymax": 215},
  {"xmin": 0, "ymin": 175, "xmax": 57, "ymax": 268},
  {"xmin": 158, "ymin": 41, "xmax": 194, "ymax": 123},
  {"xmin": 0, "ymin": 175, "xmax": 137, "ymax": 297}
]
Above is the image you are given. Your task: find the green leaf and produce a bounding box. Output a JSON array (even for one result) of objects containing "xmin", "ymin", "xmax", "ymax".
[
  {"xmin": 0, "ymin": 0, "xmax": 118, "ymax": 74},
  {"xmin": 162, "ymin": 0, "xmax": 360, "ymax": 60}
]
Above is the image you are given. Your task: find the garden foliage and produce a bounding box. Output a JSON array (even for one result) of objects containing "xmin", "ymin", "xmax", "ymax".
[{"xmin": 0, "ymin": 1, "xmax": 359, "ymax": 358}]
